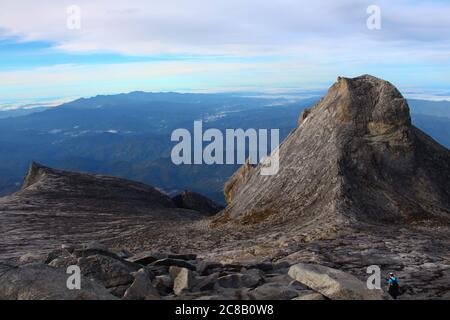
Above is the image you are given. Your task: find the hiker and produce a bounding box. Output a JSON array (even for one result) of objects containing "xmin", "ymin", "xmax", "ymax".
[{"xmin": 387, "ymin": 272, "xmax": 400, "ymax": 299}]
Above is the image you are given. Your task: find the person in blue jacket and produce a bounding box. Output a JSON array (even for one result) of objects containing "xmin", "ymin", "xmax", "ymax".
[{"xmin": 387, "ymin": 272, "xmax": 400, "ymax": 299}]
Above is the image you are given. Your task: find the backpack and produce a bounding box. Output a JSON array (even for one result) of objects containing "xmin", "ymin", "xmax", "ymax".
[{"xmin": 389, "ymin": 278, "xmax": 399, "ymax": 291}]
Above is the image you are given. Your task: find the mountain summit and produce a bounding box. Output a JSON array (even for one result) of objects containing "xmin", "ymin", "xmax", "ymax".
[
  {"xmin": 20, "ymin": 161, "xmax": 176, "ymax": 212},
  {"xmin": 218, "ymin": 75, "xmax": 450, "ymax": 231}
]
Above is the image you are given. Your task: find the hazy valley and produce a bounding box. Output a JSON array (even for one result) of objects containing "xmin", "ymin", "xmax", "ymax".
[{"xmin": 0, "ymin": 91, "xmax": 449, "ymax": 204}]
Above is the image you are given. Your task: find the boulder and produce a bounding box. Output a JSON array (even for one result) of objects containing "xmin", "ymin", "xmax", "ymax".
[
  {"xmin": 153, "ymin": 275, "xmax": 173, "ymax": 294},
  {"xmin": 172, "ymin": 191, "xmax": 224, "ymax": 215},
  {"xmin": 193, "ymin": 273, "xmax": 219, "ymax": 292},
  {"xmin": 0, "ymin": 263, "xmax": 115, "ymax": 300},
  {"xmin": 172, "ymin": 267, "xmax": 195, "ymax": 295},
  {"xmin": 288, "ymin": 263, "xmax": 385, "ymax": 300},
  {"xmin": 217, "ymin": 273, "xmax": 262, "ymax": 289},
  {"xmin": 77, "ymin": 255, "xmax": 135, "ymax": 288},
  {"xmin": 123, "ymin": 269, "xmax": 160, "ymax": 300},
  {"xmin": 18, "ymin": 253, "xmax": 46, "ymax": 265},
  {"xmin": 249, "ymin": 283, "xmax": 298, "ymax": 300},
  {"xmin": 293, "ymin": 291, "xmax": 327, "ymax": 300}
]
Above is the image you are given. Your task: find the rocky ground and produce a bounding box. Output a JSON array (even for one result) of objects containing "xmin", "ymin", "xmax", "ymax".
[
  {"xmin": 100, "ymin": 221, "xmax": 450, "ymax": 300},
  {"xmin": 0, "ymin": 241, "xmax": 387, "ymax": 300}
]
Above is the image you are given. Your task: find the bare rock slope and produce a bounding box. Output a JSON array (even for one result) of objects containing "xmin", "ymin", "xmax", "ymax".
[
  {"xmin": 0, "ymin": 75, "xmax": 449, "ymax": 299},
  {"xmin": 0, "ymin": 163, "xmax": 205, "ymax": 260},
  {"xmin": 218, "ymin": 75, "xmax": 450, "ymax": 230}
]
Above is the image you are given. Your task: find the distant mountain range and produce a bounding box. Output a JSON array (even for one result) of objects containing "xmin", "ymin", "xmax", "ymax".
[{"xmin": 0, "ymin": 91, "xmax": 449, "ymax": 203}]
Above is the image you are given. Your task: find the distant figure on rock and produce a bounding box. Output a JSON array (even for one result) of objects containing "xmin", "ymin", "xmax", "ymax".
[{"xmin": 387, "ymin": 273, "xmax": 400, "ymax": 299}]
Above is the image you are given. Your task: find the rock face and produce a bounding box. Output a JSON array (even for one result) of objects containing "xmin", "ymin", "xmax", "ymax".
[
  {"xmin": 217, "ymin": 75, "xmax": 450, "ymax": 229},
  {"xmin": 21, "ymin": 162, "xmax": 175, "ymax": 211},
  {"xmin": 0, "ymin": 163, "xmax": 207, "ymax": 260},
  {"xmin": 288, "ymin": 263, "xmax": 384, "ymax": 300},
  {"xmin": 172, "ymin": 191, "xmax": 224, "ymax": 215}
]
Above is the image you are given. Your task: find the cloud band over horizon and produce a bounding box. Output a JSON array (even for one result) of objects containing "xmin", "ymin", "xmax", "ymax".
[{"xmin": 0, "ymin": 0, "xmax": 450, "ymax": 107}]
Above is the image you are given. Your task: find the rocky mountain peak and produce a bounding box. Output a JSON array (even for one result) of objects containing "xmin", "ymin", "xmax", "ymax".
[
  {"xmin": 0, "ymin": 162, "xmax": 214, "ymax": 260},
  {"xmin": 17, "ymin": 162, "xmax": 176, "ymax": 209},
  {"xmin": 301, "ymin": 75, "xmax": 413, "ymax": 146},
  {"xmin": 216, "ymin": 75, "xmax": 450, "ymax": 231},
  {"xmin": 22, "ymin": 161, "xmax": 52, "ymax": 190}
]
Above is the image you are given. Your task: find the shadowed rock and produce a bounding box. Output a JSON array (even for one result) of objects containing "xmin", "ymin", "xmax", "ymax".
[
  {"xmin": 172, "ymin": 191, "xmax": 224, "ymax": 215},
  {"xmin": 20, "ymin": 162, "xmax": 176, "ymax": 211},
  {"xmin": 0, "ymin": 163, "xmax": 208, "ymax": 260}
]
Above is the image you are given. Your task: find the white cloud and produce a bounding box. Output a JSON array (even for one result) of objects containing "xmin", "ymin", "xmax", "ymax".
[
  {"xmin": 1, "ymin": 0, "xmax": 450, "ymax": 104},
  {"xmin": 0, "ymin": 0, "xmax": 449, "ymax": 56}
]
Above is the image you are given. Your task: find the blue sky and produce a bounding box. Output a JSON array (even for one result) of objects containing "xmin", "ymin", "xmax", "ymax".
[{"xmin": 0, "ymin": 0, "xmax": 450, "ymax": 109}]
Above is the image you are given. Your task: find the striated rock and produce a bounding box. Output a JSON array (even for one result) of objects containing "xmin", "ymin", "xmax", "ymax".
[
  {"xmin": 223, "ymin": 160, "xmax": 255, "ymax": 204},
  {"xmin": 0, "ymin": 263, "xmax": 116, "ymax": 300},
  {"xmin": 172, "ymin": 191, "xmax": 224, "ymax": 215},
  {"xmin": 288, "ymin": 263, "xmax": 385, "ymax": 300}
]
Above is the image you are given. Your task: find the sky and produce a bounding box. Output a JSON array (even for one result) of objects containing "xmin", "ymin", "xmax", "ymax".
[{"xmin": 0, "ymin": 0, "xmax": 450, "ymax": 109}]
